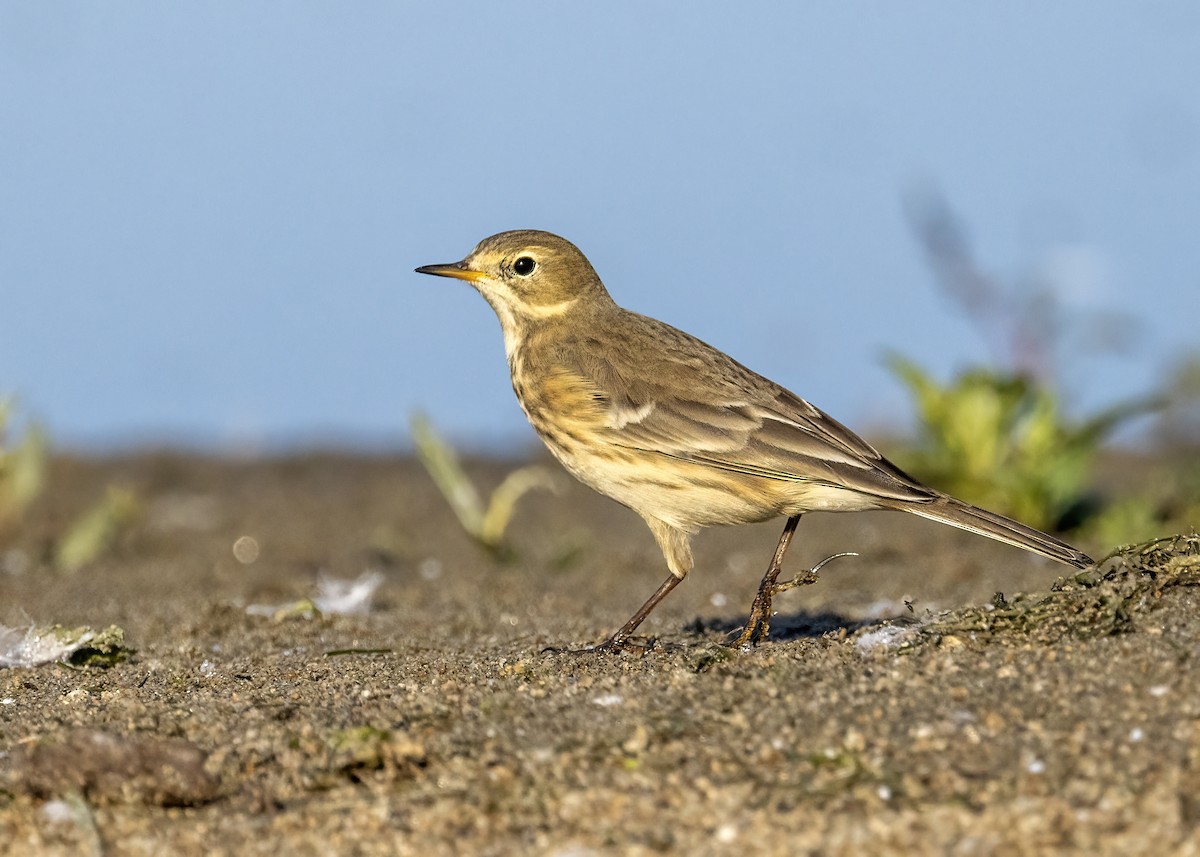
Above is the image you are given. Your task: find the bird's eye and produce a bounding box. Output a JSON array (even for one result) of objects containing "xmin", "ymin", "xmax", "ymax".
[{"xmin": 512, "ymin": 256, "xmax": 537, "ymax": 277}]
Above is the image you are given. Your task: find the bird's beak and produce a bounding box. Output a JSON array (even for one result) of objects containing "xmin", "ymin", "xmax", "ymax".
[{"xmin": 414, "ymin": 261, "xmax": 487, "ymax": 284}]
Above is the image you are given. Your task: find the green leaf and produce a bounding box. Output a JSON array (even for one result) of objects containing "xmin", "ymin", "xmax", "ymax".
[
  {"xmin": 55, "ymin": 486, "xmax": 139, "ymax": 572},
  {"xmin": 885, "ymin": 357, "xmax": 1154, "ymax": 532},
  {"xmin": 411, "ymin": 412, "xmax": 558, "ymax": 560}
]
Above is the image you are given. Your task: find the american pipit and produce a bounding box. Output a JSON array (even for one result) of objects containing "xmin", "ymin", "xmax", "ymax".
[{"xmin": 416, "ymin": 230, "xmax": 1094, "ymax": 651}]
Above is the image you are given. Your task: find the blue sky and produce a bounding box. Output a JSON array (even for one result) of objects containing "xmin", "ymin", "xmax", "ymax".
[{"xmin": 2, "ymin": 3, "xmax": 1197, "ymax": 450}]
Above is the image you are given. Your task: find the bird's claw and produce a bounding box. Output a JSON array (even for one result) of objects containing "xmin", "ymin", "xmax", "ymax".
[{"xmin": 772, "ymin": 552, "xmax": 858, "ymax": 594}]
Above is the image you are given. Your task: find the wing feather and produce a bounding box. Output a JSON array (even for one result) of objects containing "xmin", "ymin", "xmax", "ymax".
[{"xmin": 558, "ymin": 313, "xmax": 934, "ymax": 504}]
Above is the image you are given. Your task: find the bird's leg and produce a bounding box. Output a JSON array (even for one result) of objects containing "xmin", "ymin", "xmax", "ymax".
[
  {"xmin": 562, "ymin": 572, "xmax": 684, "ymax": 654},
  {"xmin": 733, "ymin": 514, "xmax": 801, "ymax": 648}
]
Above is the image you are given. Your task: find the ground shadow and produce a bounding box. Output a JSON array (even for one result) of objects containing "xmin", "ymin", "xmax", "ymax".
[{"xmin": 687, "ymin": 609, "xmax": 894, "ymax": 643}]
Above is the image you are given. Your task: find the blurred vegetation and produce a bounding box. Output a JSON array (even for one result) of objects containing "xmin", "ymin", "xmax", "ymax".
[
  {"xmin": 0, "ymin": 394, "xmax": 138, "ymax": 570},
  {"xmin": 55, "ymin": 486, "xmax": 140, "ymax": 573},
  {"xmin": 888, "ymin": 355, "xmax": 1159, "ymax": 532},
  {"xmin": 893, "ymin": 188, "xmax": 1195, "ymax": 543},
  {"xmin": 410, "ymin": 412, "xmax": 559, "ymax": 561},
  {"xmin": 1139, "ymin": 353, "xmax": 1200, "ymax": 539},
  {"xmin": 0, "ymin": 396, "xmax": 49, "ymax": 535}
]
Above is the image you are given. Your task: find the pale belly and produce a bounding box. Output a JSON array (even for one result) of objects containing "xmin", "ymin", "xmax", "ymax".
[{"xmin": 541, "ymin": 433, "xmax": 883, "ymax": 532}]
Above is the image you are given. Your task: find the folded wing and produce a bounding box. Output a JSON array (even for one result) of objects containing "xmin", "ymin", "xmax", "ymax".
[{"xmin": 566, "ymin": 316, "xmax": 937, "ymax": 506}]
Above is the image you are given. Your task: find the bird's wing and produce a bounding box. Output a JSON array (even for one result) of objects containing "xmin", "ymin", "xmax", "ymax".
[
  {"xmin": 613, "ymin": 386, "xmax": 933, "ymax": 503},
  {"xmin": 565, "ymin": 318, "xmax": 934, "ymax": 504}
]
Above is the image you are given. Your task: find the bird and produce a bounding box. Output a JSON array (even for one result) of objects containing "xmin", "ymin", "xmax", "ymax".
[{"xmin": 416, "ymin": 230, "xmax": 1094, "ymax": 652}]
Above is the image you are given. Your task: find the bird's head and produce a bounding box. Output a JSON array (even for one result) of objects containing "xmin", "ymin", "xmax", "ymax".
[{"xmin": 416, "ymin": 230, "xmax": 614, "ymax": 328}]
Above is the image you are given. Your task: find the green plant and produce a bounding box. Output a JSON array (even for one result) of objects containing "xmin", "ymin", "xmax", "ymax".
[
  {"xmin": 0, "ymin": 396, "xmax": 48, "ymax": 533},
  {"xmin": 55, "ymin": 486, "xmax": 140, "ymax": 572},
  {"xmin": 1, "ymin": 396, "xmax": 139, "ymax": 567},
  {"xmin": 887, "ymin": 355, "xmax": 1159, "ymax": 531},
  {"xmin": 896, "ymin": 187, "xmax": 1178, "ymax": 541},
  {"xmin": 410, "ymin": 412, "xmax": 558, "ymax": 561}
]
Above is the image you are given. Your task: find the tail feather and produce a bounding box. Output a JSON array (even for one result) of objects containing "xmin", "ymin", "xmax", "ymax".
[{"xmin": 901, "ymin": 496, "xmax": 1094, "ymax": 569}]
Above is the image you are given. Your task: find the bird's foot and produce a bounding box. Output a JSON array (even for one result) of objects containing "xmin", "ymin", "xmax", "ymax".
[
  {"xmin": 730, "ymin": 592, "xmax": 774, "ymax": 649},
  {"xmin": 730, "ymin": 552, "xmax": 859, "ymax": 648}
]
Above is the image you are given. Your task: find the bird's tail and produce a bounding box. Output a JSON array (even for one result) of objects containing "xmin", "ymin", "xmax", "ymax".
[{"xmin": 900, "ymin": 495, "xmax": 1094, "ymax": 569}]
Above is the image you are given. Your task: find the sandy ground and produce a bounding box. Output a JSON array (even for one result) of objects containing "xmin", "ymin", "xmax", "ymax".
[{"xmin": 1, "ymin": 452, "xmax": 1198, "ymax": 856}]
